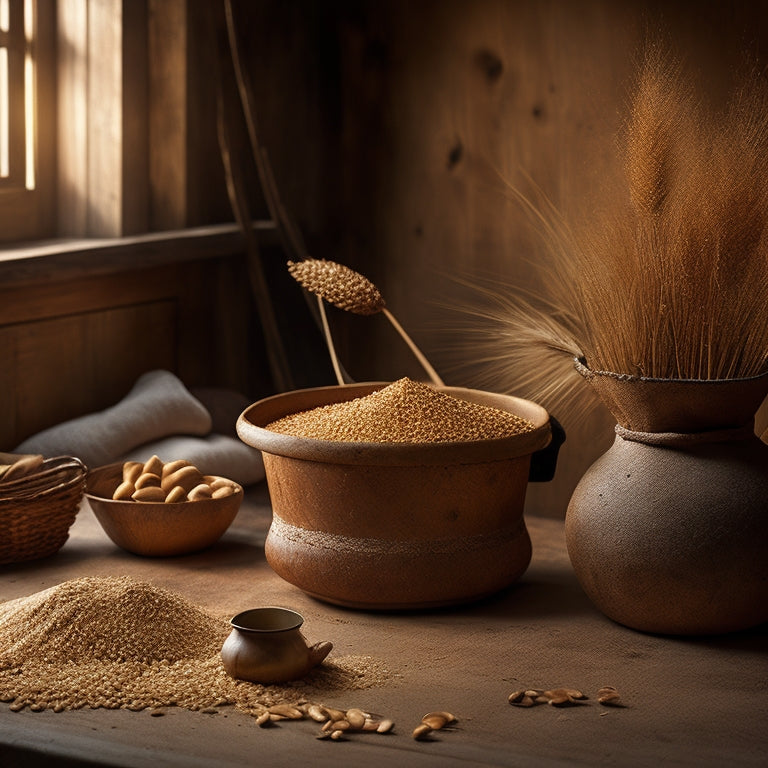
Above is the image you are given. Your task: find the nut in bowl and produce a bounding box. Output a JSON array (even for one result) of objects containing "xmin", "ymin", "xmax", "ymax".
[{"xmin": 86, "ymin": 457, "xmax": 243, "ymax": 557}]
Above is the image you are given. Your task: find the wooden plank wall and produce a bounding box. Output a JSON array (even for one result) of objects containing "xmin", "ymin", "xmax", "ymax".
[
  {"xmin": 304, "ymin": 0, "xmax": 768, "ymax": 517},
  {"xmin": 0, "ymin": 253, "xmax": 260, "ymax": 449}
]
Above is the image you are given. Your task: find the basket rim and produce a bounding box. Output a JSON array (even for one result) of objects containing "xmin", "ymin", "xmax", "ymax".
[{"xmin": 0, "ymin": 456, "xmax": 86, "ymax": 502}]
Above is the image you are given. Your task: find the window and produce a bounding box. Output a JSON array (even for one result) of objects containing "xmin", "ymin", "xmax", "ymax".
[
  {"xmin": 1, "ymin": 1, "xmax": 230, "ymax": 246},
  {"xmin": 0, "ymin": 0, "xmax": 53, "ymax": 242}
]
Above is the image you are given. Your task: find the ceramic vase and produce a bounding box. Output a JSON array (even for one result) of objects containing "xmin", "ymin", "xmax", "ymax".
[{"xmin": 566, "ymin": 359, "xmax": 768, "ymax": 635}]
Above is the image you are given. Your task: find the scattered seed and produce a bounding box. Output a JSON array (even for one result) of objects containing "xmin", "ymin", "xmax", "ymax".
[
  {"xmin": 0, "ymin": 576, "xmax": 393, "ymax": 734},
  {"xmin": 412, "ymin": 723, "xmax": 433, "ymax": 740},
  {"xmin": 509, "ymin": 692, "xmax": 537, "ymax": 707},
  {"xmin": 255, "ymin": 711, "xmax": 271, "ymax": 727},
  {"xmin": 597, "ymin": 687, "xmax": 623, "ymax": 707},
  {"xmin": 345, "ymin": 708, "xmax": 367, "ymax": 730},
  {"xmin": 269, "ymin": 704, "xmax": 304, "ymax": 720},
  {"xmin": 376, "ymin": 718, "xmax": 394, "ymax": 734},
  {"xmin": 422, "ymin": 711, "xmax": 456, "ymax": 730},
  {"xmin": 323, "ymin": 707, "xmax": 347, "ymax": 722},
  {"xmin": 307, "ymin": 704, "xmax": 329, "ymax": 722}
]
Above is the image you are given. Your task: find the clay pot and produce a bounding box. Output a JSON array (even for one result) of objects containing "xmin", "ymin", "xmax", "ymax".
[
  {"xmin": 221, "ymin": 607, "xmax": 332, "ymax": 683},
  {"xmin": 237, "ymin": 382, "xmax": 560, "ymax": 610},
  {"xmin": 566, "ymin": 359, "xmax": 768, "ymax": 635}
]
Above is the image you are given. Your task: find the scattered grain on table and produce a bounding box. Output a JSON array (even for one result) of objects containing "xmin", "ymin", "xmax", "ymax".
[
  {"xmin": 0, "ymin": 576, "xmax": 395, "ymax": 717},
  {"xmin": 266, "ymin": 377, "xmax": 535, "ymax": 443}
]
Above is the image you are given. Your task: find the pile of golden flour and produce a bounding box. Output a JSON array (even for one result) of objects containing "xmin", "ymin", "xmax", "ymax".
[{"xmin": 0, "ymin": 576, "xmax": 390, "ymax": 715}]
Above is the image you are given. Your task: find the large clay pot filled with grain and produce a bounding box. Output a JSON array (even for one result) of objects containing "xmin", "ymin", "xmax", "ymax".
[
  {"xmin": 566, "ymin": 359, "xmax": 768, "ymax": 635},
  {"xmin": 237, "ymin": 380, "xmax": 560, "ymax": 610}
]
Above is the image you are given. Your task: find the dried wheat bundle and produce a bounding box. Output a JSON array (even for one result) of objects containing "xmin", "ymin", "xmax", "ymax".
[{"xmin": 465, "ymin": 45, "xmax": 768, "ymax": 413}]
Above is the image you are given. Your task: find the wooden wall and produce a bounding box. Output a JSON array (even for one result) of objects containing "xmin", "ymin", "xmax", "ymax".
[
  {"xmin": 4, "ymin": 1, "xmax": 767, "ymax": 517},
  {"xmin": 262, "ymin": 0, "xmax": 768, "ymax": 517}
]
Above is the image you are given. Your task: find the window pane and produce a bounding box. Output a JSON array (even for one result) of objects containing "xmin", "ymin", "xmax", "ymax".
[
  {"xmin": 1, "ymin": 46, "xmax": 8, "ymax": 177},
  {"xmin": 24, "ymin": 0, "xmax": 33, "ymax": 189},
  {"xmin": 0, "ymin": 0, "xmax": 23, "ymax": 188}
]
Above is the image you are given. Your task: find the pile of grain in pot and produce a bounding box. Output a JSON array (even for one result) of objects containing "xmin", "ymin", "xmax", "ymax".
[
  {"xmin": 266, "ymin": 377, "xmax": 535, "ymax": 442},
  {"xmin": 0, "ymin": 576, "xmax": 391, "ymax": 716}
]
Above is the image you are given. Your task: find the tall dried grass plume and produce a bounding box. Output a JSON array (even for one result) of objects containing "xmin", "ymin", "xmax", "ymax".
[{"xmin": 456, "ymin": 45, "xmax": 768, "ymax": 416}]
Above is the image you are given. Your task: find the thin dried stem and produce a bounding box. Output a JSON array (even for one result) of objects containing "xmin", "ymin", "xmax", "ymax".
[
  {"xmin": 317, "ymin": 296, "xmax": 347, "ymax": 386},
  {"xmin": 382, "ymin": 309, "xmax": 445, "ymax": 387}
]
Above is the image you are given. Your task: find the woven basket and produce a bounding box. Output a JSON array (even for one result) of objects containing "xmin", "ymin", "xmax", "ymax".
[{"xmin": 0, "ymin": 456, "xmax": 87, "ymax": 565}]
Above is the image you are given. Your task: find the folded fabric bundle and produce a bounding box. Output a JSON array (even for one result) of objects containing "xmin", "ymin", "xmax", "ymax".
[{"xmin": 13, "ymin": 370, "xmax": 264, "ymax": 486}]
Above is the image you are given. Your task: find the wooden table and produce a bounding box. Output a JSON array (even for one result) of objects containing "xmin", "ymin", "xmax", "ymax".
[{"xmin": 1, "ymin": 484, "xmax": 766, "ymax": 767}]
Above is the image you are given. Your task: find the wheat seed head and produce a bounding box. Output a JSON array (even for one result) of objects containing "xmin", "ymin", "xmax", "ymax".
[{"xmin": 288, "ymin": 259, "xmax": 386, "ymax": 316}]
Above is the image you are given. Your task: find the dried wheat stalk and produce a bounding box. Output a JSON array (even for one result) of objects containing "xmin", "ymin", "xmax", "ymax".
[{"xmin": 465, "ymin": 45, "xmax": 768, "ymax": 413}]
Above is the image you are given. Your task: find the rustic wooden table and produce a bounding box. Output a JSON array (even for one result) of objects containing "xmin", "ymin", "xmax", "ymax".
[{"xmin": 1, "ymin": 484, "xmax": 766, "ymax": 767}]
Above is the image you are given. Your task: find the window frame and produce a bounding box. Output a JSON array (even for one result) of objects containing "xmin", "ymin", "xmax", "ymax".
[{"xmin": 0, "ymin": 0, "xmax": 54, "ymax": 243}]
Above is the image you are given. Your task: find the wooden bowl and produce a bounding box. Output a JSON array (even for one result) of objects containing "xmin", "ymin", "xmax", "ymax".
[
  {"xmin": 85, "ymin": 463, "xmax": 243, "ymax": 556},
  {"xmin": 237, "ymin": 382, "xmax": 558, "ymax": 609}
]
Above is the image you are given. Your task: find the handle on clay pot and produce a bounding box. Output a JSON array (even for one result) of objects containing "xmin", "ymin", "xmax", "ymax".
[{"xmin": 528, "ymin": 416, "xmax": 565, "ymax": 483}]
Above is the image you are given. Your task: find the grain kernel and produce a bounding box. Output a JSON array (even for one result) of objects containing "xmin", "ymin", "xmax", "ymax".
[
  {"xmin": 376, "ymin": 718, "xmax": 394, "ymax": 734},
  {"xmin": 598, "ymin": 687, "xmax": 623, "ymax": 706},
  {"xmin": 307, "ymin": 704, "xmax": 329, "ymax": 722},
  {"xmin": 255, "ymin": 711, "xmax": 271, "ymax": 727},
  {"xmin": 422, "ymin": 711, "xmax": 455, "ymax": 729},
  {"xmin": 345, "ymin": 708, "xmax": 366, "ymax": 729}
]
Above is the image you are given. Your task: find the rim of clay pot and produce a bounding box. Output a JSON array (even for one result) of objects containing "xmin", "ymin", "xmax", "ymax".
[
  {"xmin": 230, "ymin": 607, "xmax": 304, "ymax": 633},
  {"xmin": 236, "ymin": 382, "xmax": 552, "ymax": 467},
  {"xmin": 574, "ymin": 358, "xmax": 768, "ymax": 433}
]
